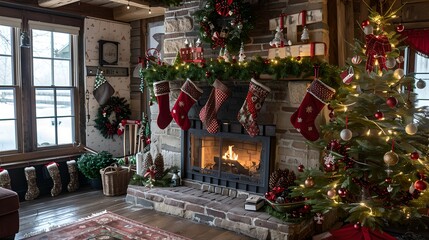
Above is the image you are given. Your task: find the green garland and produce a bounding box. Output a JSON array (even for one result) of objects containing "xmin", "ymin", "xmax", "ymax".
[
  {"xmin": 194, "ymin": 0, "xmax": 253, "ymax": 54},
  {"xmin": 94, "ymin": 96, "xmax": 131, "ymax": 139},
  {"xmin": 142, "ymin": 56, "xmax": 341, "ymax": 100}
]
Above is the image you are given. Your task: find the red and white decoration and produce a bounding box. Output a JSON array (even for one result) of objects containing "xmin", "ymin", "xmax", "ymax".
[
  {"xmin": 171, "ymin": 79, "xmax": 203, "ymax": 131},
  {"xmin": 153, "ymin": 81, "xmax": 173, "ymax": 129}
]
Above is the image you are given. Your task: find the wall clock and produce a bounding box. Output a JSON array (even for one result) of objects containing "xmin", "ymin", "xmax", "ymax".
[{"xmin": 99, "ymin": 40, "xmax": 119, "ymax": 66}]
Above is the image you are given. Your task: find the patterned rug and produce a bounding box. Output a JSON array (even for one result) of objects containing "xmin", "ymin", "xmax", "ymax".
[{"xmin": 24, "ymin": 211, "xmax": 191, "ymax": 240}]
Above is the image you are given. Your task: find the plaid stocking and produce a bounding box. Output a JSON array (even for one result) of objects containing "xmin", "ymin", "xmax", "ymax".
[
  {"xmin": 67, "ymin": 160, "xmax": 79, "ymax": 192},
  {"xmin": 153, "ymin": 80, "xmax": 173, "ymax": 129},
  {"xmin": 237, "ymin": 78, "xmax": 271, "ymax": 137},
  {"xmin": 290, "ymin": 79, "xmax": 335, "ymax": 141},
  {"xmin": 171, "ymin": 79, "xmax": 203, "ymax": 130},
  {"xmin": 199, "ymin": 79, "xmax": 231, "ymax": 133},
  {"xmin": 46, "ymin": 162, "xmax": 62, "ymax": 197},
  {"xmin": 25, "ymin": 166, "xmax": 40, "ymax": 200}
]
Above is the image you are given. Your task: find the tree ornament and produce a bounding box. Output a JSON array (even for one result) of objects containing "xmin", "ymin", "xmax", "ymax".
[
  {"xmin": 374, "ymin": 110, "xmax": 384, "ymax": 120},
  {"xmin": 417, "ymin": 79, "xmax": 426, "ymax": 89},
  {"xmin": 351, "ymin": 55, "xmax": 362, "ymax": 65},
  {"xmin": 304, "ymin": 177, "xmax": 315, "ymax": 188},
  {"xmin": 145, "ymin": 137, "xmax": 151, "ymax": 145},
  {"xmin": 324, "ymin": 163, "xmax": 337, "ymax": 172},
  {"xmin": 414, "ymin": 180, "xmax": 427, "ymax": 191},
  {"xmin": 385, "ymin": 177, "xmax": 392, "ymax": 183},
  {"xmin": 386, "ymin": 97, "xmax": 398, "ymax": 108},
  {"xmin": 314, "ymin": 213, "xmax": 324, "ymax": 224},
  {"xmin": 298, "ymin": 164, "xmax": 304, "ymax": 172},
  {"xmin": 354, "ymin": 222, "xmax": 361, "ymax": 229},
  {"xmin": 329, "ymin": 139, "xmax": 341, "ymax": 151},
  {"xmin": 396, "ymin": 24, "xmax": 405, "ymax": 33},
  {"xmin": 396, "ymin": 56, "xmax": 405, "ymax": 63},
  {"xmin": 363, "ymin": 24, "xmax": 374, "ymax": 35},
  {"xmin": 410, "ymin": 151, "xmax": 420, "ymax": 160},
  {"xmin": 340, "ymin": 129, "xmax": 353, "ymax": 141},
  {"xmin": 393, "ymin": 68, "xmax": 405, "ymax": 79},
  {"xmin": 327, "ymin": 189, "xmax": 336, "ymax": 199},
  {"xmin": 205, "ymin": 71, "xmax": 212, "ymax": 78},
  {"xmin": 385, "ymin": 57, "xmax": 396, "ymax": 69},
  {"xmin": 405, "ymin": 123, "xmax": 418, "ymax": 135},
  {"xmin": 361, "ymin": 20, "xmax": 370, "ymax": 28},
  {"xmin": 337, "ymin": 188, "xmax": 347, "ymax": 198},
  {"xmin": 238, "ymin": 42, "xmax": 246, "ymax": 62},
  {"xmin": 384, "ymin": 151, "xmax": 399, "ymax": 166}
]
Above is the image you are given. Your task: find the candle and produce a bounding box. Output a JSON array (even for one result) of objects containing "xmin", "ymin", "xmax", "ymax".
[{"xmin": 136, "ymin": 152, "xmax": 143, "ymax": 176}]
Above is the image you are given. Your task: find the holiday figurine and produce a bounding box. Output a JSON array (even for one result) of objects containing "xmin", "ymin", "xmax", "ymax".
[
  {"xmin": 269, "ymin": 26, "xmax": 285, "ymax": 48},
  {"xmin": 301, "ymin": 26, "xmax": 310, "ymax": 43},
  {"xmin": 238, "ymin": 42, "xmax": 246, "ymax": 62}
]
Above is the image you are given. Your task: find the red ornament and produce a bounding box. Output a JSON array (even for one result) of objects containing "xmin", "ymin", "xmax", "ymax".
[
  {"xmin": 374, "ymin": 111, "xmax": 384, "ymax": 120},
  {"xmin": 264, "ymin": 191, "xmax": 276, "ymax": 202},
  {"xmin": 386, "ymin": 97, "xmax": 398, "ymax": 108},
  {"xmin": 385, "ymin": 177, "xmax": 392, "ymax": 183},
  {"xmin": 324, "ymin": 163, "xmax": 336, "ymax": 172},
  {"xmin": 145, "ymin": 137, "xmax": 151, "ymax": 145},
  {"xmin": 303, "ymin": 204, "xmax": 311, "ymax": 211},
  {"xmin": 354, "ymin": 222, "xmax": 361, "ymax": 229},
  {"xmin": 264, "ymin": 59, "xmax": 271, "ymax": 65},
  {"xmin": 295, "ymin": 56, "xmax": 301, "ymax": 61},
  {"xmin": 361, "ymin": 20, "xmax": 370, "ymax": 28},
  {"xmin": 205, "ymin": 71, "xmax": 212, "ymax": 78},
  {"xmin": 410, "ymin": 151, "xmax": 420, "ymax": 160},
  {"xmin": 337, "ymin": 188, "xmax": 347, "ymax": 198},
  {"xmin": 328, "ymin": 139, "xmax": 341, "ymax": 151},
  {"xmin": 396, "ymin": 24, "xmax": 405, "ymax": 33},
  {"xmin": 298, "ymin": 164, "xmax": 305, "ymax": 172},
  {"xmin": 414, "ymin": 180, "xmax": 427, "ymax": 191},
  {"xmin": 121, "ymin": 119, "xmax": 127, "ymax": 126}
]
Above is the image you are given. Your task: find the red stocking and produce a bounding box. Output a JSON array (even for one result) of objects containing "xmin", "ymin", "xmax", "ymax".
[
  {"xmin": 199, "ymin": 79, "xmax": 231, "ymax": 133},
  {"xmin": 237, "ymin": 78, "xmax": 271, "ymax": 137},
  {"xmin": 290, "ymin": 79, "xmax": 335, "ymax": 141},
  {"xmin": 153, "ymin": 80, "xmax": 173, "ymax": 129},
  {"xmin": 171, "ymin": 79, "xmax": 203, "ymax": 130}
]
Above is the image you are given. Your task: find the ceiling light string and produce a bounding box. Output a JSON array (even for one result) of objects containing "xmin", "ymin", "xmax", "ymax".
[
  {"xmin": 149, "ymin": 5, "xmax": 152, "ymax": 14},
  {"xmin": 127, "ymin": 0, "xmax": 130, "ymax": 9}
]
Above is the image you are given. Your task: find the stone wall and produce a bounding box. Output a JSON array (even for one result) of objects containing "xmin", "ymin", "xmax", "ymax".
[{"xmin": 147, "ymin": 0, "xmax": 330, "ymax": 185}]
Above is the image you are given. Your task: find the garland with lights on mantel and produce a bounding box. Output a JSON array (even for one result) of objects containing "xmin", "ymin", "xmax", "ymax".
[{"xmin": 141, "ymin": 56, "xmax": 341, "ymax": 102}]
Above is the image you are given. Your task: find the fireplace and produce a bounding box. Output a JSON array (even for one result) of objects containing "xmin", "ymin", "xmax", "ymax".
[{"xmin": 181, "ymin": 120, "xmax": 275, "ymax": 194}]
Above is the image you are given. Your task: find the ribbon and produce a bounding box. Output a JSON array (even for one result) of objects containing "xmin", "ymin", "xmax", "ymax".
[
  {"xmin": 144, "ymin": 166, "xmax": 157, "ymax": 179},
  {"xmin": 365, "ymin": 34, "xmax": 391, "ymax": 72},
  {"xmin": 299, "ymin": 10, "xmax": 307, "ymax": 26},
  {"xmin": 212, "ymin": 31, "xmax": 226, "ymax": 48},
  {"xmin": 215, "ymin": 0, "xmax": 233, "ymax": 16}
]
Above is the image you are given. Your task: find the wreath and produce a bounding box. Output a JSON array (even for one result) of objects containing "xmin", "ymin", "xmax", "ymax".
[
  {"xmin": 194, "ymin": 0, "xmax": 253, "ymax": 54},
  {"xmin": 94, "ymin": 96, "xmax": 132, "ymax": 139}
]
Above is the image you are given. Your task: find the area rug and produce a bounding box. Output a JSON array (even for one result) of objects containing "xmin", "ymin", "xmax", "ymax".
[{"xmin": 24, "ymin": 211, "xmax": 191, "ymax": 240}]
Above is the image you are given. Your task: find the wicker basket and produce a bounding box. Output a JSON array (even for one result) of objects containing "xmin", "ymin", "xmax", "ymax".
[
  {"xmin": 100, "ymin": 164, "xmax": 131, "ymax": 196},
  {"xmin": 265, "ymin": 199, "xmax": 305, "ymax": 213}
]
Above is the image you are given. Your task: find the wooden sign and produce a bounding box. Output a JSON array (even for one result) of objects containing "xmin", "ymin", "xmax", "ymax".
[{"xmin": 268, "ymin": 43, "xmax": 326, "ymax": 59}]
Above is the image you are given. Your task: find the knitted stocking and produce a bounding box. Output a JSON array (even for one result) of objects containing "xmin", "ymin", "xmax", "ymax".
[
  {"xmin": 153, "ymin": 80, "xmax": 173, "ymax": 129},
  {"xmin": 46, "ymin": 162, "xmax": 62, "ymax": 197},
  {"xmin": 171, "ymin": 79, "xmax": 203, "ymax": 130},
  {"xmin": 237, "ymin": 78, "xmax": 271, "ymax": 137},
  {"xmin": 290, "ymin": 79, "xmax": 336, "ymax": 141},
  {"xmin": 199, "ymin": 79, "xmax": 231, "ymax": 133},
  {"xmin": 67, "ymin": 160, "xmax": 79, "ymax": 192},
  {"xmin": 25, "ymin": 166, "xmax": 40, "ymax": 200},
  {"xmin": 0, "ymin": 168, "xmax": 11, "ymax": 189}
]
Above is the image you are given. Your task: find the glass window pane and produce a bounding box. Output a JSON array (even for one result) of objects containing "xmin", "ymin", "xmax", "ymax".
[
  {"xmin": 414, "ymin": 54, "xmax": 429, "ymax": 108},
  {"xmin": 0, "ymin": 56, "xmax": 12, "ymax": 85},
  {"xmin": 36, "ymin": 89, "xmax": 55, "ymax": 117},
  {"xmin": 56, "ymin": 89, "xmax": 72, "ymax": 116},
  {"xmin": 0, "ymin": 89, "xmax": 15, "ymax": 119},
  {"xmin": 57, "ymin": 117, "xmax": 73, "ymax": 144},
  {"xmin": 37, "ymin": 118, "xmax": 55, "ymax": 147},
  {"xmin": 33, "ymin": 59, "xmax": 52, "ymax": 86},
  {"xmin": 53, "ymin": 32, "xmax": 70, "ymax": 59},
  {"xmin": 0, "ymin": 25, "xmax": 11, "ymax": 55},
  {"xmin": 54, "ymin": 60, "xmax": 71, "ymax": 86},
  {"xmin": 32, "ymin": 29, "xmax": 51, "ymax": 58},
  {"xmin": 0, "ymin": 120, "xmax": 16, "ymax": 151}
]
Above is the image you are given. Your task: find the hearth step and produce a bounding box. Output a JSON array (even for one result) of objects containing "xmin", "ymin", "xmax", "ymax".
[{"xmin": 126, "ymin": 184, "xmax": 336, "ymax": 240}]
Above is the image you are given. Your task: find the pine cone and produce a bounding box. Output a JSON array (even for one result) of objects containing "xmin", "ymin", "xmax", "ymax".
[
  {"xmin": 143, "ymin": 153, "xmax": 153, "ymax": 174},
  {"xmin": 154, "ymin": 153, "xmax": 164, "ymax": 180},
  {"xmin": 269, "ymin": 170, "xmax": 280, "ymax": 190}
]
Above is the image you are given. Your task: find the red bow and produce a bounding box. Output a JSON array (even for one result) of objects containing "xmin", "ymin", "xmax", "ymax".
[
  {"xmin": 144, "ymin": 167, "xmax": 157, "ymax": 179},
  {"xmin": 365, "ymin": 34, "xmax": 391, "ymax": 72},
  {"xmin": 212, "ymin": 32, "xmax": 226, "ymax": 49},
  {"xmin": 215, "ymin": 0, "xmax": 233, "ymax": 16}
]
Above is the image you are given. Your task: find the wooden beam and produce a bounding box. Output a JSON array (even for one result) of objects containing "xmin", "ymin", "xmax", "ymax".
[
  {"xmin": 109, "ymin": 0, "xmax": 150, "ymax": 9},
  {"xmin": 38, "ymin": 0, "xmax": 79, "ymax": 8},
  {"xmin": 113, "ymin": 5, "xmax": 165, "ymax": 22}
]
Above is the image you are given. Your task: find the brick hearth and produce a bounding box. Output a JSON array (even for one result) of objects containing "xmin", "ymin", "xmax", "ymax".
[{"xmin": 126, "ymin": 182, "xmax": 338, "ymax": 240}]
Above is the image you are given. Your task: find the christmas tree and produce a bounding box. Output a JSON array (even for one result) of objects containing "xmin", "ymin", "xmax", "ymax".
[{"xmin": 291, "ymin": 2, "xmax": 429, "ymax": 230}]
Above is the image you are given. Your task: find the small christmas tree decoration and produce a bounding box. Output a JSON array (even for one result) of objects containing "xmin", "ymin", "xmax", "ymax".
[
  {"xmin": 24, "ymin": 166, "xmax": 40, "ymax": 200},
  {"xmin": 393, "ymin": 68, "xmax": 405, "ymax": 79},
  {"xmin": 340, "ymin": 129, "xmax": 353, "ymax": 141},
  {"xmin": 386, "ymin": 97, "xmax": 398, "ymax": 108},
  {"xmin": 414, "ymin": 180, "xmax": 427, "ymax": 191},
  {"xmin": 410, "ymin": 151, "xmax": 420, "ymax": 160},
  {"xmin": 417, "ymin": 79, "xmax": 426, "ymax": 89},
  {"xmin": 327, "ymin": 189, "xmax": 336, "ymax": 199},
  {"xmin": 374, "ymin": 110, "xmax": 384, "ymax": 120},
  {"xmin": 238, "ymin": 42, "xmax": 246, "ymax": 62},
  {"xmin": 396, "ymin": 24, "xmax": 405, "ymax": 33},
  {"xmin": 384, "ymin": 151, "xmax": 399, "ymax": 166},
  {"xmin": 301, "ymin": 26, "xmax": 310, "ymax": 43},
  {"xmin": 304, "ymin": 176, "xmax": 315, "ymax": 188},
  {"xmin": 154, "ymin": 153, "xmax": 165, "ymax": 180},
  {"xmin": 385, "ymin": 57, "xmax": 397, "ymax": 69},
  {"xmin": 351, "ymin": 55, "xmax": 362, "ymax": 65},
  {"xmin": 405, "ymin": 123, "xmax": 418, "ymax": 135}
]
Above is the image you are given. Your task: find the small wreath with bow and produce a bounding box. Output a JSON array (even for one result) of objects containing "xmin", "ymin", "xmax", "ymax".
[
  {"xmin": 94, "ymin": 96, "xmax": 131, "ymax": 139},
  {"xmin": 194, "ymin": 0, "xmax": 252, "ymax": 54}
]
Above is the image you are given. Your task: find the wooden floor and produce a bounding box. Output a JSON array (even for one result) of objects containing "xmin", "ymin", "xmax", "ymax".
[{"xmin": 16, "ymin": 188, "xmax": 255, "ymax": 240}]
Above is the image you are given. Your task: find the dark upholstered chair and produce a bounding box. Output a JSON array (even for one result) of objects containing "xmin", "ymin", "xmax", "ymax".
[{"xmin": 0, "ymin": 187, "xmax": 19, "ymax": 239}]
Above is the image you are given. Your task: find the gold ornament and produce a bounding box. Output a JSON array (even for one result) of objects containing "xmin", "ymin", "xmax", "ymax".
[
  {"xmin": 384, "ymin": 151, "xmax": 399, "ymax": 166},
  {"xmin": 327, "ymin": 189, "xmax": 336, "ymax": 199},
  {"xmin": 405, "ymin": 123, "xmax": 418, "ymax": 135},
  {"xmin": 304, "ymin": 177, "xmax": 315, "ymax": 188}
]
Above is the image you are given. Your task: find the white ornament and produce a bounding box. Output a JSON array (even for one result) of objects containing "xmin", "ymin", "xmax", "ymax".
[
  {"xmin": 351, "ymin": 55, "xmax": 362, "ymax": 65},
  {"xmin": 387, "ymin": 184, "xmax": 393, "ymax": 192},
  {"xmin": 405, "ymin": 123, "xmax": 418, "ymax": 135},
  {"xmin": 196, "ymin": 38, "xmax": 202, "ymax": 47},
  {"xmin": 324, "ymin": 153, "xmax": 334, "ymax": 165},
  {"xmin": 314, "ymin": 213, "xmax": 324, "ymax": 224},
  {"xmin": 184, "ymin": 38, "xmax": 189, "ymax": 47},
  {"xmin": 385, "ymin": 57, "xmax": 396, "ymax": 69},
  {"xmin": 417, "ymin": 79, "xmax": 426, "ymax": 89},
  {"xmin": 409, "ymin": 182, "xmax": 415, "ymax": 194},
  {"xmin": 269, "ymin": 26, "xmax": 285, "ymax": 48},
  {"xmin": 393, "ymin": 68, "xmax": 404, "ymax": 79},
  {"xmin": 363, "ymin": 25, "xmax": 374, "ymax": 35},
  {"xmin": 301, "ymin": 26, "xmax": 310, "ymax": 43},
  {"xmin": 340, "ymin": 129, "xmax": 353, "ymax": 141}
]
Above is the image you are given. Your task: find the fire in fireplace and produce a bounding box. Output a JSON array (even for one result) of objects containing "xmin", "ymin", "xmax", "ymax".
[{"xmin": 182, "ymin": 121, "xmax": 275, "ymax": 194}]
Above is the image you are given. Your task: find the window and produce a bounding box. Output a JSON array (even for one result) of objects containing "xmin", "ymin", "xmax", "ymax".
[
  {"xmin": 0, "ymin": 14, "xmax": 82, "ymax": 163},
  {"xmin": 413, "ymin": 54, "xmax": 429, "ymax": 108}
]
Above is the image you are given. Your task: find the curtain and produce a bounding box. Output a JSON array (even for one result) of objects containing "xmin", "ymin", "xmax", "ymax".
[{"xmin": 401, "ymin": 29, "xmax": 429, "ymax": 57}]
